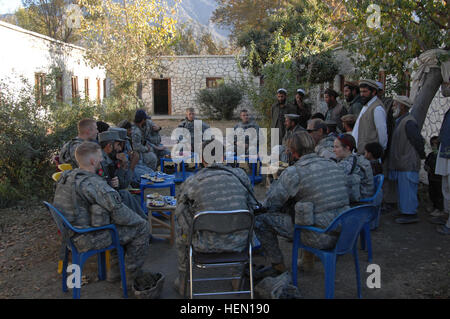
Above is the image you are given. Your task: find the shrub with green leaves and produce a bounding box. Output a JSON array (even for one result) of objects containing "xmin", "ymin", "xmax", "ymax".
[{"xmin": 196, "ymin": 81, "xmax": 243, "ymax": 120}]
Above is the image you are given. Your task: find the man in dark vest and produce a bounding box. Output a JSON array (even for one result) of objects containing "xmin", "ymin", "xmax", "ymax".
[
  {"xmin": 324, "ymin": 88, "xmax": 347, "ymax": 132},
  {"xmin": 271, "ymin": 88, "xmax": 296, "ymax": 145},
  {"xmin": 352, "ymin": 79, "xmax": 388, "ymax": 155},
  {"xmin": 387, "ymin": 96, "xmax": 425, "ymax": 224}
]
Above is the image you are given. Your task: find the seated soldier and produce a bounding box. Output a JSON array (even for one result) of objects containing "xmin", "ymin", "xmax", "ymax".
[
  {"xmin": 53, "ymin": 142, "xmax": 150, "ymax": 282},
  {"xmin": 173, "ymin": 141, "xmax": 258, "ymax": 296},
  {"xmin": 307, "ymin": 118, "xmax": 336, "ymax": 161},
  {"xmin": 59, "ymin": 118, "xmax": 98, "ymax": 168},
  {"xmin": 279, "ymin": 114, "xmax": 305, "ymax": 163},
  {"xmin": 131, "ymin": 110, "xmax": 158, "ymax": 170},
  {"xmin": 117, "ymin": 120, "xmax": 156, "ymax": 183},
  {"xmin": 333, "ymin": 133, "xmax": 375, "ymax": 202},
  {"xmin": 144, "ymin": 118, "xmax": 170, "ymax": 160},
  {"xmin": 178, "ymin": 108, "xmax": 210, "ymax": 154},
  {"xmin": 98, "ymin": 131, "xmax": 145, "ymax": 219},
  {"xmin": 255, "ymin": 132, "xmax": 350, "ymax": 276},
  {"xmin": 233, "ymin": 109, "xmax": 261, "ymax": 156}
]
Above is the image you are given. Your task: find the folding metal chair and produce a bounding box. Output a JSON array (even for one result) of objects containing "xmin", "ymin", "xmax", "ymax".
[{"xmin": 185, "ymin": 210, "xmax": 254, "ymax": 299}]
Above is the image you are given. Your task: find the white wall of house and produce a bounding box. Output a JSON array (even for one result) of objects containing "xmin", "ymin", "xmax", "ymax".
[
  {"xmin": 0, "ymin": 21, "xmax": 107, "ymax": 103},
  {"xmin": 142, "ymin": 55, "xmax": 258, "ymax": 116}
]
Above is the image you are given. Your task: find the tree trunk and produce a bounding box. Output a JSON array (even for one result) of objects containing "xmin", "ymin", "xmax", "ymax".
[{"xmin": 410, "ymin": 67, "xmax": 443, "ymax": 130}]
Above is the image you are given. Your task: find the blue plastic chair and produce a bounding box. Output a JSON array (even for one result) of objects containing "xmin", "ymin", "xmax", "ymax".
[
  {"xmin": 160, "ymin": 153, "xmax": 199, "ymax": 183},
  {"xmin": 359, "ymin": 174, "xmax": 384, "ymax": 262},
  {"xmin": 43, "ymin": 202, "xmax": 128, "ymax": 299},
  {"xmin": 292, "ymin": 205, "xmax": 377, "ymax": 299}
]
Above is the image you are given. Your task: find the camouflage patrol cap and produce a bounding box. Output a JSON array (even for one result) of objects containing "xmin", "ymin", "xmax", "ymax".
[
  {"xmin": 109, "ymin": 127, "xmax": 128, "ymax": 140},
  {"xmin": 98, "ymin": 130, "xmax": 124, "ymax": 143}
]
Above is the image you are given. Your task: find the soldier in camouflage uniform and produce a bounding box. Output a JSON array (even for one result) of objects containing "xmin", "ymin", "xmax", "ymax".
[
  {"xmin": 144, "ymin": 118, "xmax": 171, "ymax": 160},
  {"xmin": 99, "ymin": 131, "xmax": 146, "ymax": 220},
  {"xmin": 177, "ymin": 108, "xmax": 210, "ymax": 153},
  {"xmin": 59, "ymin": 119, "xmax": 98, "ymax": 168},
  {"xmin": 279, "ymin": 114, "xmax": 305, "ymax": 163},
  {"xmin": 255, "ymin": 131, "xmax": 349, "ymax": 276},
  {"xmin": 333, "ymin": 134, "xmax": 374, "ymax": 202},
  {"xmin": 53, "ymin": 142, "xmax": 150, "ymax": 278},
  {"xmin": 307, "ymin": 118, "xmax": 337, "ymax": 161},
  {"xmin": 131, "ymin": 110, "xmax": 158, "ymax": 170},
  {"xmin": 233, "ymin": 109, "xmax": 261, "ymax": 156},
  {"xmin": 174, "ymin": 162, "xmax": 258, "ymax": 295}
]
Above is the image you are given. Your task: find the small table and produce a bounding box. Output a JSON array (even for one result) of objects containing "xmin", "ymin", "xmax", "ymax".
[
  {"xmin": 160, "ymin": 152, "xmax": 199, "ymax": 183},
  {"xmin": 225, "ymin": 154, "xmax": 263, "ymax": 186},
  {"xmin": 147, "ymin": 204, "xmax": 177, "ymax": 245},
  {"xmin": 140, "ymin": 173, "xmax": 176, "ymax": 215}
]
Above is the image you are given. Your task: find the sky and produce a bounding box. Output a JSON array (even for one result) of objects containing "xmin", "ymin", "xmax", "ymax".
[{"xmin": 0, "ymin": 0, "xmax": 23, "ymax": 14}]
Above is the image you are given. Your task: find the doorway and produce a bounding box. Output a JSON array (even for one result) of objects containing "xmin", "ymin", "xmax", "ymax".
[{"xmin": 153, "ymin": 79, "xmax": 171, "ymax": 115}]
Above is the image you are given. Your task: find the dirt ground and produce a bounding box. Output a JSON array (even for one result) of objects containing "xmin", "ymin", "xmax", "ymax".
[{"xmin": 0, "ymin": 119, "xmax": 449, "ymax": 299}]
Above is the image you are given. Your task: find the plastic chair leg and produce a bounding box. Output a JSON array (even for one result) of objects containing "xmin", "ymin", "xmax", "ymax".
[
  {"xmin": 353, "ymin": 247, "xmax": 362, "ymax": 299},
  {"xmin": 360, "ymin": 229, "xmax": 366, "ymax": 251},
  {"xmin": 117, "ymin": 247, "xmax": 128, "ymax": 298},
  {"xmin": 98, "ymin": 252, "xmax": 106, "ymax": 281},
  {"xmin": 62, "ymin": 247, "xmax": 69, "ymax": 293},
  {"xmin": 323, "ymin": 254, "xmax": 336, "ymax": 299},
  {"xmin": 72, "ymin": 253, "xmax": 82, "ymax": 299},
  {"xmin": 364, "ymin": 224, "xmax": 373, "ymax": 263},
  {"xmin": 291, "ymin": 229, "xmax": 301, "ymax": 287}
]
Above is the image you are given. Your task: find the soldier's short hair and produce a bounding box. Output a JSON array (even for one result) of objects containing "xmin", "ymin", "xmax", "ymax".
[
  {"xmin": 75, "ymin": 141, "xmax": 101, "ymax": 166},
  {"xmin": 240, "ymin": 109, "xmax": 248, "ymax": 114},
  {"xmin": 287, "ymin": 131, "xmax": 315, "ymax": 157},
  {"xmin": 308, "ymin": 118, "xmax": 327, "ymax": 133},
  {"xmin": 186, "ymin": 108, "xmax": 195, "ymax": 113},
  {"xmin": 78, "ymin": 119, "xmax": 97, "ymax": 135}
]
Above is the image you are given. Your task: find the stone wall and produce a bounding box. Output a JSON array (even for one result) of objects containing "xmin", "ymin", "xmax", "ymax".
[
  {"xmin": 142, "ymin": 55, "xmax": 258, "ymax": 116},
  {"xmin": 0, "ymin": 21, "xmax": 107, "ymax": 103}
]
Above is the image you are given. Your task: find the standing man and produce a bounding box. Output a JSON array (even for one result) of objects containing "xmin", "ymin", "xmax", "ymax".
[
  {"xmin": 60, "ymin": 118, "xmax": 99, "ymax": 168},
  {"xmin": 388, "ymin": 96, "xmax": 425, "ymax": 224},
  {"xmin": 352, "ymin": 79, "xmax": 388, "ymax": 154},
  {"xmin": 131, "ymin": 109, "xmax": 158, "ymax": 170},
  {"xmin": 343, "ymin": 81, "xmax": 364, "ymax": 117},
  {"xmin": 435, "ymin": 108, "xmax": 450, "ymax": 234},
  {"xmin": 293, "ymin": 89, "xmax": 311, "ymax": 129},
  {"xmin": 271, "ymin": 88, "xmax": 296, "ymax": 145},
  {"xmin": 324, "ymin": 88, "xmax": 347, "ymax": 132}
]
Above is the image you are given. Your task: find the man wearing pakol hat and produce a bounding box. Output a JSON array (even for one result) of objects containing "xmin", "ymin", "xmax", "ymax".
[
  {"xmin": 324, "ymin": 88, "xmax": 347, "ymax": 132},
  {"xmin": 387, "ymin": 96, "xmax": 425, "ymax": 224},
  {"xmin": 352, "ymin": 79, "xmax": 388, "ymax": 154},
  {"xmin": 280, "ymin": 114, "xmax": 306, "ymax": 163},
  {"xmin": 131, "ymin": 109, "xmax": 158, "ymax": 170},
  {"xmin": 271, "ymin": 88, "xmax": 296, "ymax": 145},
  {"xmin": 293, "ymin": 88, "xmax": 311, "ymax": 129},
  {"xmin": 343, "ymin": 81, "xmax": 364, "ymax": 117}
]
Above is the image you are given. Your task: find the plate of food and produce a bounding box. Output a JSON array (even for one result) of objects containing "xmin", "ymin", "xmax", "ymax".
[
  {"xmin": 141, "ymin": 174, "xmax": 152, "ymax": 180},
  {"xmin": 150, "ymin": 177, "xmax": 165, "ymax": 183},
  {"xmin": 147, "ymin": 193, "xmax": 161, "ymax": 200},
  {"xmin": 148, "ymin": 200, "xmax": 165, "ymax": 207}
]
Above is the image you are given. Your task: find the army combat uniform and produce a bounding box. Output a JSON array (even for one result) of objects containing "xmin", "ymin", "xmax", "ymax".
[
  {"xmin": 131, "ymin": 124, "xmax": 158, "ymax": 170},
  {"xmin": 177, "ymin": 118, "xmax": 210, "ymax": 153},
  {"xmin": 255, "ymin": 153, "xmax": 350, "ymax": 266},
  {"xmin": 53, "ymin": 169, "xmax": 150, "ymax": 272},
  {"xmin": 175, "ymin": 164, "xmax": 257, "ymax": 275},
  {"xmin": 315, "ymin": 135, "xmax": 337, "ymax": 161},
  {"xmin": 59, "ymin": 137, "xmax": 85, "ymax": 168},
  {"xmin": 337, "ymin": 154, "xmax": 375, "ymax": 202}
]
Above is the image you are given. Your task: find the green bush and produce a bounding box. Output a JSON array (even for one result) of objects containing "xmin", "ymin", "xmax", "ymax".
[
  {"xmin": 0, "ymin": 72, "xmax": 140, "ymax": 208},
  {"xmin": 196, "ymin": 81, "xmax": 243, "ymax": 120}
]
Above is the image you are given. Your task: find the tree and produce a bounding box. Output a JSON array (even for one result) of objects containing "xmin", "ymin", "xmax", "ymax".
[
  {"xmin": 337, "ymin": 0, "xmax": 449, "ymax": 94},
  {"xmin": 16, "ymin": 0, "xmax": 80, "ymax": 43},
  {"xmin": 78, "ymin": 0, "xmax": 179, "ymax": 106}
]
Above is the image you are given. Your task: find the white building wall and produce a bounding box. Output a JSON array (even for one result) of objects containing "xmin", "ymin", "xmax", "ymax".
[
  {"xmin": 142, "ymin": 55, "xmax": 258, "ymax": 116},
  {"xmin": 0, "ymin": 21, "xmax": 107, "ymax": 103}
]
